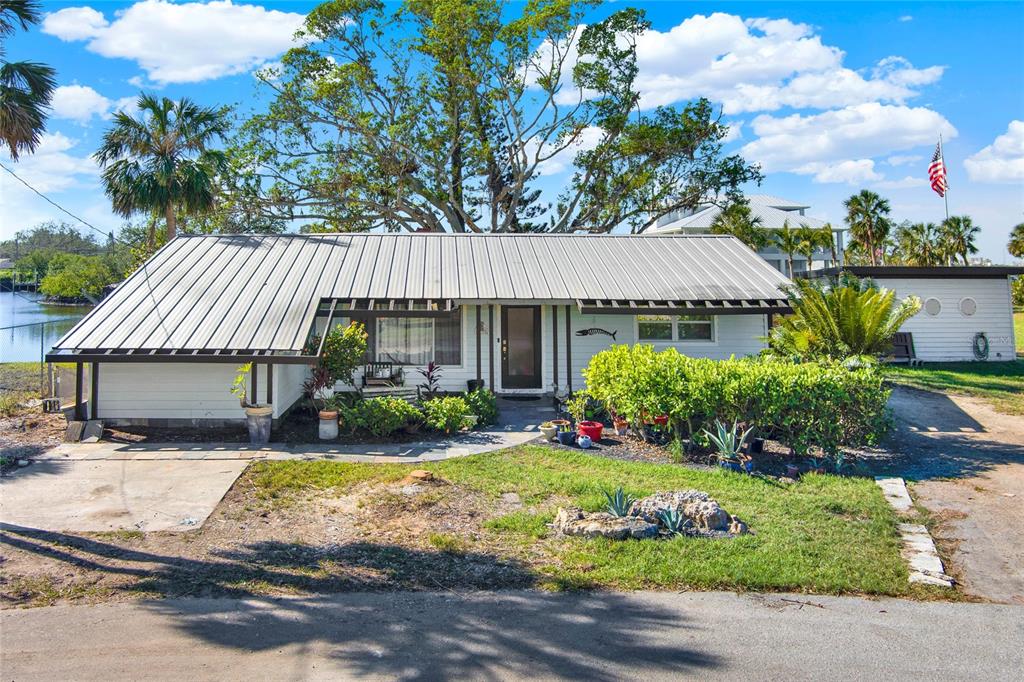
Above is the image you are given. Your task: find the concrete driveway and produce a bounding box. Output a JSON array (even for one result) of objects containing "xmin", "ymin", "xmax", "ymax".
[{"xmin": 0, "ymin": 459, "xmax": 248, "ymax": 532}]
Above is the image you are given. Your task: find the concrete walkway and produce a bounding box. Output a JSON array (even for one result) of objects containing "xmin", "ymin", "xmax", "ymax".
[
  {"xmin": 2, "ymin": 591, "xmax": 1021, "ymax": 681},
  {"xmin": 36, "ymin": 398, "xmax": 553, "ymax": 464}
]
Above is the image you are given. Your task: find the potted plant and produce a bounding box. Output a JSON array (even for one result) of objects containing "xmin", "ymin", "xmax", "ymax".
[
  {"xmin": 785, "ymin": 462, "xmax": 800, "ymax": 478},
  {"xmin": 304, "ymin": 365, "xmax": 338, "ymax": 440},
  {"xmin": 539, "ymin": 421, "xmax": 558, "ymax": 441},
  {"xmin": 704, "ymin": 419, "xmax": 754, "ymax": 474},
  {"xmin": 463, "ymin": 414, "xmax": 480, "ymax": 429},
  {"xmin": 577, "ymin": 420, "xmax": 604, "ymax": 443},
  {"xmin": 549, "ymin": 418, "xmax": 570, "ymax": 431},
  {"xmin": 230, "ymin": 363, "xmax": 272, "ymax": 445},
  {"xmin": 556, "ymin": 422, "xmax": 576, "ymax": 446},
  {"xmin": 611, "ymin": 412, "xmax": 629, "ymax": 436}
]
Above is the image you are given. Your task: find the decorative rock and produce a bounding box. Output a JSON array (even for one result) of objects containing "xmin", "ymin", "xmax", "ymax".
[
  {"xmin": 400, "ymin": 469, "xmax": 437, "ymax": 485},
  {"xmin": 17, "ymin": 459, "xmax": 29, "ymax": 467},
  {"xmin": 629, "ymin": 490, "xmax": 732, "ymax": 531},
  {"xmin": 728, "ymin": 517, "xmax": 749, "ymax": 535},
  {"xmin": 553, "ymin": 507, "xmax": 659, "ymax": 540}
]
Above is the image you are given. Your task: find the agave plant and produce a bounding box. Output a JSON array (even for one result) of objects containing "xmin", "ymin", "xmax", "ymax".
[
  {"xmin": 603, "ymin": 487, "xmax": 636, "ymax": 518},
  {"xmin": 703, "ymin": 419, "xmax": 754, "ymax": 461},
  {"xmin": 657, "ymin": 508, "xmax": 688, "ymax": 536}
]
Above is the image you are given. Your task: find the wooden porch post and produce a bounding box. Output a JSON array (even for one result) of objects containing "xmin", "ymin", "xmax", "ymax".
[
  {"xmin": 251, "ymin": 363, "xmax": 258, "ymax": 406},
  {"xmin": 565, "ymin": 304, "xmax": 572, "ymax": 393},
  {"xmin": 475, "ymin": 304, "xmax": 482, "ymax": 383},
  {"xmin": 90, "ymin": 362, "xmax": 99, "ymax": 420},
  {"xmin": 74, "ymin": 362, "xmax": 84, "ymax": 421},
  {"xmin": 552, "ymin": 305, "xmax": 559, "ymax": 390},
  {"xmin": 488, "ymin": 305, "xmax": 495, "ymax": 390},
  {"xmin": 266, "ymin": 364, "xmax": 273, "ymax": 405}
]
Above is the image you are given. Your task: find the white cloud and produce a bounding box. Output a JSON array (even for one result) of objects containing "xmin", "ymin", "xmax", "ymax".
[
  {"xmin": 740, "ymin": 103, "xmax": 957, "ymax": 174},
  {"xmin": 0, "ymin": 134, "xmax": 101, "ymax": 236},
  {"xmin": 43, "ymin": 0, "xmax": 305, "ymax": 84},
  {"xmin": 899, "ymin": 16, "xmax": 913, "ymax": 23},
  {"xmin": 874, "ymin": 175, "xmax": 927, "ymax": 189},
  {"xmin": 797, "ymin": 159, "xmax": 882, "ymax": 184},
  {"xmin": 542, "ymin": 13, "xmax": 944, "ymax": 115},
  {"xmin": 536, "ymin": 126, "xmax": 605, "ymax": 176},
  {"xmin": 50, "ymin": 85, "xmax": 113, "ymax": 122},
  {"xmin": 885, "ymin": 154, "xmax": 923, "ymax": 166},
  {"xmin": 41, "ymin": 6, "xmax": 107, "ymax": 40},
  {"xmin": 964, "ymin": 120, "xmax": 1024, "ymax": 184},
  {"xmin": 722, "ymin": 120, "xmax": 743, "ymax": 143}
]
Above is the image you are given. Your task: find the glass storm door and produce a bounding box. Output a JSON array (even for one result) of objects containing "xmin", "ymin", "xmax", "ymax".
[{"xmin": 501, "ymin": 306, "xmax": 542, "ymax": 389}]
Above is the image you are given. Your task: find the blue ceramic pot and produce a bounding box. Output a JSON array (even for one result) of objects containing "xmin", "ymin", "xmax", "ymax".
[
  {"xmin": 557, "ymin": 430, "xmax": 577, "ymax": 446},
  {"xmin": 577, "ymin": 434, "xmax": 593, "ymax": 449},
  {"xmin": 719, "ymin": 460, "xmax": 741, "ymax": 473}
]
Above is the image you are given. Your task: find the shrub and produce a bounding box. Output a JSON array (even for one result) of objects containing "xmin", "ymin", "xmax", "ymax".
[
  {"xmin": 463, "ymin": 387, "xmax": 498, "ymax": 426},
  {"xmin": 584, "ymin": 346, "xmax": 891, "ymax": 457},
  {"xmin": 340, "ymin": 397, "xmax": 421, "ymax": 437},
  {"xmin": 421, "ymin": 396, "xmax": 470, "ymax": 433},
  {"xmin": 39, "ymin": 253, "xmax": 116, "ymax": 300},
  {"xmin": 320, "ymin": 322, "xmax": 368, "ymax": 386}
]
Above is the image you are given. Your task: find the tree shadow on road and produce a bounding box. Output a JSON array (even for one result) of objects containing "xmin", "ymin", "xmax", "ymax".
[{"xmin": 0, "ymin": 525, "xmax": 719, "ymax": 679}]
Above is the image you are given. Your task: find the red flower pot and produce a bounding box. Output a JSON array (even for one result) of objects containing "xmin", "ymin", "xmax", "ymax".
[
  {"xmin": 653, "ymin": 414, "xmax": 669, "ymax": 426},
  {"xmin": 577, "ymin": 420, "xmax": 604, "ymax": 443}
]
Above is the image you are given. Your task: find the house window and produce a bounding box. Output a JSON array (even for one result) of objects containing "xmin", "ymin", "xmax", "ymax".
[
  {"xmin": 637, "ymin": 314, "xmax": 673, "ymax": 340},
  {"xmin": 373, "ymin": 309, "xmax": 462, "ymax": 365},
  {"xmin": 638, "ymin": 314, "xmax": 715, "ymax": 342},
  {"xmin": 958, "ymin": 297, "xmax": 977, "ymax": 316},
  {"xmin": 924, "ymin": 297, "xmax": 942, "ymax": 316}
]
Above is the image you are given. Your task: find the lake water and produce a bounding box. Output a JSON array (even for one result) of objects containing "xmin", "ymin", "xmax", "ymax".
[{"xmin": 0, "ymin": 292, "xmax": 91, "ymax": 362}]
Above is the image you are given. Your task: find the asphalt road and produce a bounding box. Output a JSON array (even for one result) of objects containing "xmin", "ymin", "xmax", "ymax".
[{"xmin": 2, "ymin": 591, "xmax": 1021, "ymax": 680}]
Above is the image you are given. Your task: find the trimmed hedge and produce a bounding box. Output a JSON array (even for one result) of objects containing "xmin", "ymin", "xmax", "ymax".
[
  {"xmin": 339, "ymin": 396, "xmax": 421, "ymax": 437},
  {"xmin": 583, "ymin": 345, "xmax": 891, "ymax": 456}
]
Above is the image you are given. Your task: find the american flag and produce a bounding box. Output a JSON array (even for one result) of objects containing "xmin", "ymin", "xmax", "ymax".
[{"xmin": 928, "ymin": 141, "xmax": 948, "ymax": 197}]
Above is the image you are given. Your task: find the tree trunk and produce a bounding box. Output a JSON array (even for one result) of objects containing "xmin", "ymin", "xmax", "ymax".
[{"xmin": 165, "ymin": 203, "xmax": 177, "ymax": 241}]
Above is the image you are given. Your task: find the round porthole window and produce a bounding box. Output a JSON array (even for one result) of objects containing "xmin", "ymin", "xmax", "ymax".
[
  {"xmin": 959, "ymin": 297, "xmax": 977, "ymax": 316},
  {"xmin": 924, "ymin": 297, "xmax": 942, "ymax": 316}
]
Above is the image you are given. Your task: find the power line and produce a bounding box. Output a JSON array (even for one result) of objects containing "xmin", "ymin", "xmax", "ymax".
[{"xmin": 0, "ymin": 160, "xmax": 125, "ymax": 246}]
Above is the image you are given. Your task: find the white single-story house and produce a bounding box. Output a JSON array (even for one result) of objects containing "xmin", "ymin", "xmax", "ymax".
[
  {"xmin": 810, "ymin": 266, "xmax": 1023, "ymax": 362},
  {"xmin": 47, "ymin": 233, "xmax": 793, "ymax": 425}
]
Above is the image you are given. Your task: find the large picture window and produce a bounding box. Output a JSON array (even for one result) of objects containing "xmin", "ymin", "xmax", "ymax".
[
  {"xmin": 372, "ymin": 309, "xmax": 462, "ymax": 365},
  {"xmin": 637, "ymin": 314, "xmax": 714, "ymax": 342}
]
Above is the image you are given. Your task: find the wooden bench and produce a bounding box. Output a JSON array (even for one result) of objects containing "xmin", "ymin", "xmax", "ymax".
[{"xmin": 362, "ymin": 362, "xmax": 405, "ymax": 387}]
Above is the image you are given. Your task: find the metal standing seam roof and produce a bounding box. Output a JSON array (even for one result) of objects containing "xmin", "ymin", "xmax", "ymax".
[{"xmin": 52, "ymin": 233, "xmax": 792, "ymax": 355}]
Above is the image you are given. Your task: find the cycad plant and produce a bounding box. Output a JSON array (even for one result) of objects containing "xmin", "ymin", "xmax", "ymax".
[{"xmin": 768, "ymin": 275, "xmax": 921, "ymax": 361}]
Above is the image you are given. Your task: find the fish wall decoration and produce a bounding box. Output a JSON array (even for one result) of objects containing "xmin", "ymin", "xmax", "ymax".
[{"xmin": 576, "ymin": 327, "xmax": 617, "ymax": 340}]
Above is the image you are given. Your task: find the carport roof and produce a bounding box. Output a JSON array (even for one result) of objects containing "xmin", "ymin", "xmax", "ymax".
[{"xmin": 49, "ymin": 233, "xmax": 791, "ymax": 360}]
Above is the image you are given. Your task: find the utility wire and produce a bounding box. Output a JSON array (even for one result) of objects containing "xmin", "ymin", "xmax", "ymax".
[{"xmin": 0, "ymin": 160, "xmax": 126, "ymax": 246}]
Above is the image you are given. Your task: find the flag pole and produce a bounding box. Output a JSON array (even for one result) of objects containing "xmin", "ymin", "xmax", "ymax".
[{"xmin": 940, "ymin": 134, "xmax": 950, "ymax": 221}]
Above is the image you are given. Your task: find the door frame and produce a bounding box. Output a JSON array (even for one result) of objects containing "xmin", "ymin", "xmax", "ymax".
[{"xmin": 500, "ymin": 305, "xmax": 542, "ymax": 390}]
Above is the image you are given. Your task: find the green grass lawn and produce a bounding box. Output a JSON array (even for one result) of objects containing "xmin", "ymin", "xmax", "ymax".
[
  {"xmin": 883, "ymin": 360, "xmax": 1024, "ymax": 415},
  {"xmin": 249, "ymin": 446, "xmax": 918, "ymax": 596},
  {"xmin": 0, "ymin": 361, "xmax": 42, "ymax": 416}
]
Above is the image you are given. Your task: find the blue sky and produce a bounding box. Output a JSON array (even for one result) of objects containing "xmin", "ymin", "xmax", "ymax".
[{"xmin": 2, "ymin": 1, "xmax": 1022, "ymax": 261}]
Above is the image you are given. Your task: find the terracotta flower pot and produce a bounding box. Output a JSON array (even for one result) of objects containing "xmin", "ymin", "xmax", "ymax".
[
  {"xmin": 613, "ymin": 419, "xmax": 629, "ymax": 436},
  {"xmin": 318, "ymin": 409, "xmax": 339, "ymax": 440}
]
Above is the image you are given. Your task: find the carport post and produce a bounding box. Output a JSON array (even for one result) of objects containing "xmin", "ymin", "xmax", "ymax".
[
  {"xmin": 90, "ymin": 362, "xmax": 99, "ymax": 420},
  {"xmin": 74, "ymin": 362, "xmax": 84, "ymax": 421}
]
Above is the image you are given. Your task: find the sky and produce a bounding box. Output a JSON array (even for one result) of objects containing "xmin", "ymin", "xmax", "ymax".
[{"xmin": 2, "ymin": 0, "xmax": 1022, "ymax": 261}]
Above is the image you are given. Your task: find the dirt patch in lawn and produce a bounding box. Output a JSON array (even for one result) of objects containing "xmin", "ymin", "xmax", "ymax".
[{"xmin": 0, "ymin": 405, "xmax": 66, "ymax": 471}]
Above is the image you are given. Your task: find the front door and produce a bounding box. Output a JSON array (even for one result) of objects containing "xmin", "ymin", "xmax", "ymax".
[{"xmin": 501, "ymin": 306, "xmax": 542, "ymax": 389}]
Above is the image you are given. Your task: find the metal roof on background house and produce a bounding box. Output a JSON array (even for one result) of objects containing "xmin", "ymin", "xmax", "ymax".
[{"xmin": 50, "ymin": 233, "xmax": 792, "ymax": 359}]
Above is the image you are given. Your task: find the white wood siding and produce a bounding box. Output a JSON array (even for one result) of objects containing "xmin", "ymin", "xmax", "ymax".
[
  {"xmin": 97, "ymin": 363, "xmax": 246, "ymax": 421},
  {"xmin": 875, "ymin": 276, "xmax": 1017, "ymax": 361}
]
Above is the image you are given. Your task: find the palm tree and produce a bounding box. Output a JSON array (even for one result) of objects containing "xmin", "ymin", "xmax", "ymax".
[
  {"xmin": 843, "ymin": 190, "xmax": 891, "ymax": 266},
  {"xmin": 1009, "ymin": 223, "xmax": 1024, "ymax": 259},
  {"xmin": 818, "ymin": 223, "xmax": 838, "ymax": 267},
  {"xmin": 795, "ymin": 223, "xmax": 821, "ymax": 270},
  {"xmin": 939, "ymin": 216, "xmax": 980, "ymax": 265},
  {"xmin": 94, "ymin": 94, "xmax": 229, "ymax": 245},
  {"xmin": 768, "ymin": 275, "xmax": 922, "ymax": 361},
  {"xmin": 0, "ymin": 0, "xmax": 56, "ymax": 159},
  {"xmin": 895, "ymin": 222, "xmax": 944, "ymax": 266},
  {"xmin": 774, "ymin": 220, "xmax": 803, "ymax": 276},
  {"xmin": 709, "ymin": 200, "xmax": 770, "ymax": 250}
]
